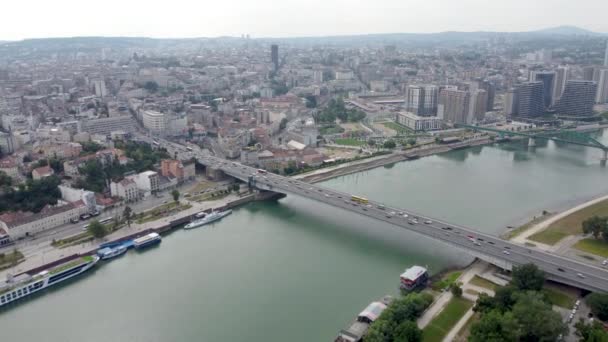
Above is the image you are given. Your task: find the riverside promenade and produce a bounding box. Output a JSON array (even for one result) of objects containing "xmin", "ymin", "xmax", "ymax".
[{"xmin": 0, "ymin": 192, "xmax": 250, "ymax": 279}]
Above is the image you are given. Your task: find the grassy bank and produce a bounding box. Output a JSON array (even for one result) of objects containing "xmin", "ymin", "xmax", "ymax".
[
  {"xmin": 543, "ymin": 285, "xmax": 578, "ymax": 308},
  {"xmin": 382, "ymin": 121, "xmax": 412, "ymax": 134},
  {"xmin": 334, "ymin": 138, "xmax": 365, "ymax": 146},
  {"xmin": 503, "ymin": 212, "xmax": 554, "ymax": 240},
  {"xmin": 530, "ymin": 198, "xmax": 608, "ymax": 245},
  {"xmin": 574, "ymin": 238, "xmax": 608, "ymax": 258},
  {"xmin": 0, "ymin": 250, "xmax": 24, "ymax": 270},
  {"xmin": 430, "ymin": 270, "xmax": 462, "ymax": 291},
  {"xmin": 422, "ymin": 297, "xmax": 473, "ymax": 342},
  {"xmin": 469, "ymin": 275, "xmax": 500, "ymax": 291}
]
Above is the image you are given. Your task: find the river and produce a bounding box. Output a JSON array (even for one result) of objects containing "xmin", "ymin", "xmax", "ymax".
[{"xmin": 1, "ymin": 130, "xmax": 608, "ymax": 341}]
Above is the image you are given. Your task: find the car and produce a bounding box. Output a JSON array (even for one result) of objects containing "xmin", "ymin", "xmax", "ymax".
[
  {"xmin": 402, "ymin": 214, "xmax": 409, "ymax": 218},
  {"xmin": 572, "ymin": 309, "xmax": 577, "ymax": 315},
  {"xmin": 503, "ymin": 246, "xmax": 511, "ymax": 250},
  {"xmin": 366, "ymin": 204, "xmax": 372, "ymax": 208},
  {"xmin": 324, "ymin": 194, "xmax": 330, "ymax": 197},
  {"xmin": 575, "ymin": 300, "xmax": 581, "ymax": 307},
  {"xmin": 389, "ymin": 211, "xmax": 396, "ymax": 216},
  {"xmin": 488, "ymin": 241, "xmax": 495, "ymax": 245},
  {"xmin": 398, "ymin": 211, "xmax": 404, "ymax": 215},
  {"xmin": 602, "ymin": 259, "xmax": 608, "ymax": 266},
  {"xmin": 474, "ymin": 242, "xmax": 481, "ymax": 246},
  {"xmin": 408, "ymin": 220, "xmax": 415, "ymax": 225},
  {"xmin": 424, "ymin": 220, "xmax": 432, "ymax": 224},
  {"xmin": 477, "ymin": 238, "xmax": 484, "ymax": 241},
  {"xmin": 557, "ymin": 268, "xmax": 565, "ymax": 272},
  {"xmin": 503, "ymin": 250, "xmax": 510, "ymax": 255},
  {"xmin": 577, "ymin": 273, "xmax": 586, "ymax": 279},
  {"xmin": 362, "ymin": 208, "xmax": 368, "ymax": 211}
]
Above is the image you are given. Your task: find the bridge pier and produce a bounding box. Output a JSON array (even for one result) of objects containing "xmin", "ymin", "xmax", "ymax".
[
  {"xmin": 601, "ymin": 150, "xmax": 608, "ymax": 166},
  {"xmin": 527, "ymin": 137, "xmax": 536, "ymax": 147}
]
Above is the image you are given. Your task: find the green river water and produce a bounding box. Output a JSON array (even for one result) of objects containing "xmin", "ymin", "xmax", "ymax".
[{"xmin": 1, "ymin": 132, "xmax": 608, "ymax": 341}]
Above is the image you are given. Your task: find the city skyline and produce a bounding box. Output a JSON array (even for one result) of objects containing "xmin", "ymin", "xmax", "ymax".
[{"xmin": 1, "ymin": 0, "xmax": 608, "ymax": 41}]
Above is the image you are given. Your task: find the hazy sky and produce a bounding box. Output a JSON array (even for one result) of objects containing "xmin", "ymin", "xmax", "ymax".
[{"xmin": 2, "ymin": 0, "xmax": 607, "ymax": 40}]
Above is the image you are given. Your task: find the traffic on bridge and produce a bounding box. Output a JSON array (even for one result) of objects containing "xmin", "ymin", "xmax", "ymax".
[{"xmin": 154, "ymin": 137, "xmax": 608, "ymax": 292}]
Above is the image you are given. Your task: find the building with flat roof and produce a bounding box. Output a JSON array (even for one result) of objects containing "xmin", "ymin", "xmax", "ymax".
[
  {"xmin": 142, "ymin": 110, "xmax": 166, "ymax": 135},
  {"xmin": 516, "ymin": 82, "xmax": 545, "ymax": 117},
  {"xmin": 596, "ymin": 69, "xmax": 608, "ymax": 104},
  {"xmin": 0, "ymin": 201, "xmax": 87, "ymax": 239},
  {"xmin": 396, "ymin": 112, "xmax": 441, "ymax": 131},
  {"xmin": 438, "ymin": 88, "xmax": 470, "ymax": 124},
  {"xmin": 530, "ymin": 71, "xmax": 555, "ymax": 109},
  {"xmin": 556, "ymin": 80, "xmax": 597, "ymax": 117},
  {"xmin": 271, "ymin": 44, "xmax": 279, "ymax": 71},
  {"xmin": 79, "ymin": 115, "xmax": 136, "ymax": 136},
  {"xmin": 405, "ymin": 85, "xmax": 438, "ymax": 116}
]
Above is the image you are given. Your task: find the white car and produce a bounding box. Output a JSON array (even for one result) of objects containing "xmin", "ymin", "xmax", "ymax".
[
  {"xmin": 503, "ymin": 250, "xmax": 510, "ymax": 255},
  {"xmin": 602, "ymin": 259, "xmax": 608, "ymax": 266},
  {"xmin": 425, "ymin": 220, "xmax": 432, "ymax": 224},
  {"xmin": 577, "ymin": 273, "xmax": 586, "ymax": 279}
]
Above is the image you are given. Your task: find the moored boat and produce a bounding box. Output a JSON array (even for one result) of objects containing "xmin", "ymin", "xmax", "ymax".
[
  {"xmin": 97, "ymin": 245, "xmax": 128, "ymax": 260},
  {"xmin": 133, "ymin": 232, "xmax": 161, "ymax": 249},
  {"xmin": 184, "ymin": 209, "xmax": 232, "ymax": 230},
  {"xmin": 0, "ymin": 255, "xmax": 100, "ymax": 308}
]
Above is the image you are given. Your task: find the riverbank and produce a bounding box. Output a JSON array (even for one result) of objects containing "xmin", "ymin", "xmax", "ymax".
[
  {"xmin": 0, "ymin": 191, "xmax": 271, "ymax": 280},
  {"xmin": 296, "ymin": 137, "xmax": 492, "ymax": 183},
  {"xmin": 511, "ymin": 193, "xmax": 608, "ymax": 249}
]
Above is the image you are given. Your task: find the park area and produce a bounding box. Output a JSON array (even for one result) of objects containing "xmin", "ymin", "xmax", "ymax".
[
  {"xmin": 334, "ymin": 138, "xmax": 366, "ymax": 146},
  {"xmin": 529, "ymin": 198, "xmax": 608, "ymax": 245},
  {"xmin": 422, "ymin": 297, "xmax": 473, "ymax": 342}
]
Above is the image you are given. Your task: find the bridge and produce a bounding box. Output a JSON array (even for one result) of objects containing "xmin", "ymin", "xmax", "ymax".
[
  {"xmin": 457, "ymin": 124, "xmax": 608, "ymax": 161},
  {"xmin": 155, "ymin": 139, "xmax": 608, "ymax": 292}
]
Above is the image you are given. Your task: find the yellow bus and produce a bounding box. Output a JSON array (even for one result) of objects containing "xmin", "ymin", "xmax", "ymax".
[{"xmin": 351, "ymin": 195, "xmax": 369, "ymax": 204}]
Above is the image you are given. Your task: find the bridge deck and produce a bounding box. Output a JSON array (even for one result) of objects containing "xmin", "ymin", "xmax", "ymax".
[{"xmin": 157, "ymin": 138, "xmax": 608, "ymax": 292}]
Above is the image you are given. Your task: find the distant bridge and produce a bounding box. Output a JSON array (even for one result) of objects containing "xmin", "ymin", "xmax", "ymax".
[{"xmin": 457, "ymin": 124, "xmax": 608, "ymax": 161}]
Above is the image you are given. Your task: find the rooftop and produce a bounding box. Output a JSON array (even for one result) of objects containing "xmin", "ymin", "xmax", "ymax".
[{"xmin": 400, "ymin": 265, "xmax": 428, "ymax": 281}]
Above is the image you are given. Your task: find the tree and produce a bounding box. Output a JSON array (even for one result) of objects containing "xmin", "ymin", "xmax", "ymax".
[
  {"xmin": 88, "ymin": 220, "xmax": 107, "ymax": 238},
  {"xmin": 511, "ymin": 291, "xmax": 568, "ymax": 342},
  {"xmin": 368, "ymin": 139, "xmax": 376, "ymax": 146},
  {"xmin": 450, "ymin": 282, "xmax": 463, "ymax": 298},
  {"xmin": 582, "ymin": 216, "xmax": 608, "ymax": 240},
  {"xmin": 279, "ymin": 118, "xmax": 288, "ymax": 130},
  {"xmin": 383, "ymin": 140, "xmax": 397, "ymax": 149},
  {"xmin": 171, "ymin": 189, "xmax": 180, "ymax": 203},
  {"xmin": 123, "ymin": 206, "xmax": 133, "ymax": 227},
  {"xmin": 575, "ymin": 319, "xmax": 608, "ymax": 342},
  {"xmin": 407, "ymin": 138, "xmax": 417, "ymax": 146},
  {"xmin": 474, "ymin": 292, "xmax": 497, "ymax": 314},
  {"xmin": 305, "ymin": 95, "xmax": 317, "ymax": 108},
  {"xmin": 144, "ymin": 81, "xmax": 159, "ymax": 93},
  {"xmin": 493, "ymin": 286, "xmax": 516, "ymax": 312},
  {"xmin": 470, "ymin": 310, "xmax": 520, "ymax": 342},
  {"xmin": 0, "ymin": 171, "xmax": 12, "ymax": 187},
  {"xmin": 393, "ymin": 320, "xmax": 422, "ymax": 342},
  {"xmin": 586, "ymin": 293, "xmax": 608, "ymax": 321},
  {"xmin": 511, "ymin": 263, "xmax": 545, "ymax": 291}
]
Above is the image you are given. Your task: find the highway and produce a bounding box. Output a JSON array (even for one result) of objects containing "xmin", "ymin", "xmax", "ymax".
[{"xmin": 155, "ymin": 137, "xmax": 608, "ymax": 292}]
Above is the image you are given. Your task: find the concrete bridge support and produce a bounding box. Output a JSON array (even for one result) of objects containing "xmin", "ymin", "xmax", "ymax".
[
  {"xmin": 601, "ymin": 150, "xmax": 608, "ymax": 166},
  {"xmin": 528, "ymin": 137, "xmax": 536, "ymax": 147}
]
